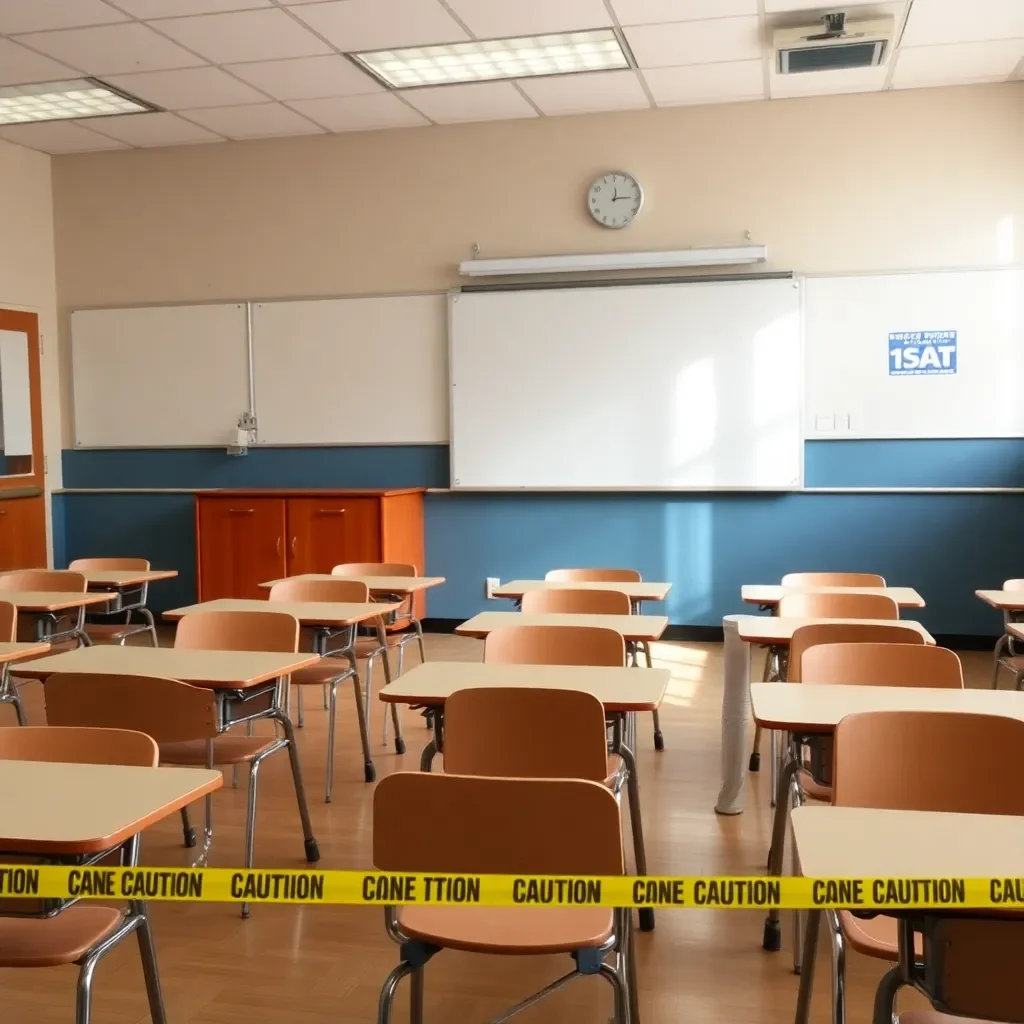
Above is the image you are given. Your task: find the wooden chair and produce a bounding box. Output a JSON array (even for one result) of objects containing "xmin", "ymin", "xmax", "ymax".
[
  {"xmin": 0, "ymin": 601, "xmax": 23, "ymax": 724},
  {"xmin": 484, "ymin": 624, "xmax": 625, "ymax": 667},
  {"xmin": 0, "ymin": 724, "xmax": 167, "ymax": 1024},
  {"xmin": 0, "ymin": 570, "xmax": 90, "ymax": 649},
  {"xmin": 780, "ymin": 572, "xmax": 887, "ymax": 587},
  {"xmin": 68, "ymin": 557, "xmax": 157, "ymax": 647},
  {"xmin": 825, "ymin": 711, "xmax": 1024, "ymax": 1024},
  {"xmin": 990, "ymin": 578, "xmax": 1024, "ymax": 690},
  {"xmin": 374, "ymin": 773, "xmax": 636, "ymax": 1023}
]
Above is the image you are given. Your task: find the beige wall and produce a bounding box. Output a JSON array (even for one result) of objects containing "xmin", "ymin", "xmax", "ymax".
[
  {"xmin": 52, "ymin": 83, "xmax": 1024, "ymax": 445},
  {"xmin": 0, "ymin": 138, "xmax": 61, "ymax": 509}
]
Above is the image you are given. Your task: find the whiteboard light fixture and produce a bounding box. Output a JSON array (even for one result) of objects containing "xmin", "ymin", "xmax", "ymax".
[
  {"xmin": 0, "ymin": 79, "xmax": 155, "ymax": 124},
  {"xmin": 458, "ymin": 245, "xmax": 768, "ymax": 277}
]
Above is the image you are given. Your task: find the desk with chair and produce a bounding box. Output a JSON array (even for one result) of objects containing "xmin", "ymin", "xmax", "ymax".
[
  {"xmin": 455, "ymin": 612, "xmax": 669, "ymax": 644},
  {"xmin": 741, "ymin": 585, "xmax": 925, "ymax": 610}
]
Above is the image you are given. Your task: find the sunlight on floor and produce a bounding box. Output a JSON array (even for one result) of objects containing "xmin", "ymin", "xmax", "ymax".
[{"xmin": 649, "ymin": 641, "xmax": 708, "ymax": 707}]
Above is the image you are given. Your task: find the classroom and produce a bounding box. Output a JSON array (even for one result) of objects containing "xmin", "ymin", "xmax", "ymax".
[{"xmin": 0, "ymin": 0, "xmax": 1021, "ymax": 1021}]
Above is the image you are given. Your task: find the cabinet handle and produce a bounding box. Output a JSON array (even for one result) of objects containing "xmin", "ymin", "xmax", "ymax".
[
  {"xmin": 229, "ymin": 508, "xmax": 255, "ymax": 515},
  {"xmin": 290, "ymin": 537, "xmax": 296, "ymax": 555},
  {"xmin": 276, "ymin": 537, "xmax": 282, "ymax": 556},
  {"xmin": 315, "ymin": 509, "xmax": 346, "ymax": 516}
]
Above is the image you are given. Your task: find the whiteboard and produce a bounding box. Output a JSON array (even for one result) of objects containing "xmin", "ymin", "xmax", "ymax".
[
  {"xmin": 71, "ymin": 304, "xmax": 249, "ymax": 447},
  {"xmin": 805, "ymin": 268, "xmax": 1024, "ymax": 439},
  {"xmin": 252, "ymin": 295, "xmax": 448, "ymax": 444},
  {"xmin": 449, "ymin": 279, "xmax": 803, "ymax": 490}
]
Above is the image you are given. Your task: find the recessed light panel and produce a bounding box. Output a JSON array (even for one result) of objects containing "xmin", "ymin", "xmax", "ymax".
[
  {"xmin": 351, "ymin": 29, "xmax": 630, "ymax": 88},
  {"xmin": 0, "ymin": 79, "xmax": 154, "ymax": 125}
]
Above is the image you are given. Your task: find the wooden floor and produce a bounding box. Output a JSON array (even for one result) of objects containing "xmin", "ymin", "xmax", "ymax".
[{"xmin": 1, "ymin": 635, "xmax": 996, "ymax": 1023}]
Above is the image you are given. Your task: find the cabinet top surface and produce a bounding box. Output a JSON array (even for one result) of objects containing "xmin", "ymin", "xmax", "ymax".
[{"xmin": 196, "ymin": 488, "xmax": 425, "ymax": 498}]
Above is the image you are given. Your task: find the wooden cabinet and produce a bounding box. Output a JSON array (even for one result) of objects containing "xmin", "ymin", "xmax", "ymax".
[
  {"xmin": 0, "ymin": 494, "xmax": 47, "ymax": 571},
  {"xmin": 195, "ymin": 489, "xmax": 427, "ymax": 616}
]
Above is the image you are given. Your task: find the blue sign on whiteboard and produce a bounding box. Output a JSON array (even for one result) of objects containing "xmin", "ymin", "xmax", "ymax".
[{"xmin": 888, "ymin": 330, "xmax": 957, "ymax": 376}]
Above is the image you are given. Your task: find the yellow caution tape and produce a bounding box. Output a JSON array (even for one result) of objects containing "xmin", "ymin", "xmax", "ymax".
[{"xmin": 2, "ymin": 867, "xmax": 1024, "ymax": 909}]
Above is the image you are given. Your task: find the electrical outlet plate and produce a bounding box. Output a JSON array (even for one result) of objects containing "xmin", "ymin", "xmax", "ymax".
[{"xmin": 485, "ymin": 577, "xmax": 500, "ymax": 599}]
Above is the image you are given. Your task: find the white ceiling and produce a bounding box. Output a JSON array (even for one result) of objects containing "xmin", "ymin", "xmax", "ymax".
[{"xmin": 0, "ymin": 0, "xmax": 1020, "ymax": 153}]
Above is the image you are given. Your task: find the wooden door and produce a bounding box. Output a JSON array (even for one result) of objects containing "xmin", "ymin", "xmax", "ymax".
[
  {"xmin": 0, "ymin": 496, "xmax": 47, "ymax": 570},
  {"xmin": 287, "ymin": 497, "xmax": 382, "ymax": 575},
  {"xmin": 197, "ymin": 497, "xmax": 287, "ymax": 600}
]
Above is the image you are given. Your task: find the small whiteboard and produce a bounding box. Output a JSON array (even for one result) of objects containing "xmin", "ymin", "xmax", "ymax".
[
  {"xmin": 252, "ymin": 295, "xmax": 448, "ymax": 444},
  {"xmin": 805, "ymin": 268, "xmax": 1024, "ymax": 439},
  {"xmin": 71, "ymin": 304, "xmax": 249, "ymax": 447},
  {"xmin": 450, "ymin": 278, "xmax": 803, "ymax": 490}
]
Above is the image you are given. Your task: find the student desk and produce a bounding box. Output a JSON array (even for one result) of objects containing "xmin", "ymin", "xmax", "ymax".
[
  {"xmin": 15, "ymin": 645, "xmax": 323, "ymax": 862},
  {"xmin": 0, "ymin": 640, "xmax": 50, "ymax": 722},
  {"xmin": 741, "ymin": 585, "xmax": 925, "ymax": 610},
  {"xmin": 82, "ymin": 569, "xmax": 178, "ymax": 588},
  {"xmin": 492, "ymin": 580, "xmax": 672, "ymax": 605},
  {"xmin": 455, "ymin": 612, "xmax": 669, "ymax": 643},
  {"xmin": 716, "ymin": 617, "xmax": 934, "ymax": 817},
  {"xmin": 259, "ymin": 574, "xmax": 444, "ymax": 596},
  {"xmin": 380, "ymin": 660, "xmax": 669, "ymax": 932},
  {"xmin": 975, "ymin": 589, "xmax": 1024, "ymax": 612},
  {"xmin": 0, "ymin": 591, "xmax": 112, "ymax": 645},
  {"xmin": 791, "ymin": 805, "xmax": 1024, "ymax": 1024}
]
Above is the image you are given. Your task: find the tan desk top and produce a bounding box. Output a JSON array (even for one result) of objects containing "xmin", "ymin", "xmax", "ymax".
[
  {"xmin": 380, "ymin": 661, "xmax": 670, "ymax": 712},
  {"xmin": 0, "ymin": 641, "xmax": 50, "ymax": 664},
  {"xmin": 14, "ymin": 645, "xmax": 319, "ymax": 690},
  {"xmin": 258, "ymin": 574, "xmax": 444, "ymax": 594},
  {"xmin": 0, "ymin": 591, "xmax": 113, "ymax": 612},
  {"xmin": 455, "ymin": 612, "xmax": 669, "ymax": 643},
  {"xmin": 751, "ymin": 682, "xmax": 1024, "ymax": 733},
  {"xmin": 736, "ymin": 616, "xmax": 934, "ymax": 646},
  {"xmin": 741, "ymin": 585, "xmax": 924, "ymax": 609},
  {"xmin": 792, "ymin": 805, "xmax": 1024, "ymax": 879},
  {"xmin": 163, "ymin": 597, "xmax": 399, "ymax": 626},
  {"xmin": 84, "ymin": 569, "xmax": 179, "ymax": 587},
  {"xmin": 492, "ymin": 580, "xmax": 672, "ymax": 601},
  {"xmin": 980, "ymin": 590, "xmax": 1024, "ymax": 612},
  {"xmin": 0, "ymin": 759, "xmax": 222, "ymax": 855}
]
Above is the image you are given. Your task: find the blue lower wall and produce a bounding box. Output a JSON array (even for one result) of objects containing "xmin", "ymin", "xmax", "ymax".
[{"xmin": 54, "ymin": 441, "xmax": 1024, "ymax": 636}]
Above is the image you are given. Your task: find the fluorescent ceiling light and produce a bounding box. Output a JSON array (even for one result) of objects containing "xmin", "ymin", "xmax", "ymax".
[
  {"xmin": 458, "ymin": 246, "xmax": 768, "ymax": 277},
  {"xmin": 0, "ymin": 79, "xmax": 155, "ymax": 125},
  {"xmin": 351, "ymin": 29, "xmax": 630, "ymax": 88}
]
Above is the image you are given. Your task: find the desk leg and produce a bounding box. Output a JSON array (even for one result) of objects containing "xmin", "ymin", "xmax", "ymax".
[
  {"xmin": 376, "ymin": 619, "xmax": 406, "ymax": 755},
  {"xmin": 272, "ymin": 710, "xmax": 319, "ymax": 863},
  {"xmin": 419, "ymin": 710, "xmax": 442, "ymax": 772},
  {"xmin": 764, "ymin": 736, "xmax": 799, "ymax": 952},
  {"xmin": 794, "ymin": 908, "xmax": 820, "ymax": 1024},
  {"xmin": 615, "ymin": 715, "xmax": 653, "ymax": 932}
]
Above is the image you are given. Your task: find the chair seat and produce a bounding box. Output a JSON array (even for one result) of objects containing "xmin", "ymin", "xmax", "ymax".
[
  {"xmin": 838, "ymin": 911, "xmax": 923, "ymax": 959},
  {"xmin": 0, "ymin": 907, "xmax": 123, "ymax": 967},
  {"xmin": 398, "ymin": 905, "xmax": 614, "ymax": 954},
  {"xmin": 797, "ymin": 768, "xmax": 831, "ymax": 801},
  {"xmin": 291, "ymin": 660, "xmax": 354, "ymax": 686},
  {"xmin": 160, "ymin": 735, "xmax": 280, "ymax": 766}
]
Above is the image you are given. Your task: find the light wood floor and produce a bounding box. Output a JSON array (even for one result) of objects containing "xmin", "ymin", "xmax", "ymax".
[{"xmin": 1, "ymin": 636, "xmax": 996, "ymax": 1023}]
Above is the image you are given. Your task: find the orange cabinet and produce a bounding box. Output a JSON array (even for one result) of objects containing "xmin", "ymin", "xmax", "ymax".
[
  {"xmin": 195, "ymin": 489, "xmax": 427, "ymax": 617},
  {"xmin": 0, "ymin": 494, "xmax": 47, "ymax": 571}
]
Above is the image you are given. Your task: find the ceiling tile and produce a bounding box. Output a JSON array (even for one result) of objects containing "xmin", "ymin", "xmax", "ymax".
[
  {"xmin": 612, "ymin": 0, "xmax": 757, "ymax": 27},
  {"xmin": 183, "ymin": 101, "xmax": 324, "ymax": 138},
  {"xmin": 228, "ymin": 55, "xmax": 382, "ymax": 100},
  {"xmin": 769, "ymin": 63, "xmax": 888, "ymax": 98},
  {"xmin": 444, "ymin": 0, "xmax": 610, "ymax": 37},
  {"xmin": 85, "ymin": 110, "xmax": 221, "ymax": 145},
  {"xmin": 112, "ymin": 0, "xmax": 270, "ymax": 15},
  {"xmin": 519, "ymin": 69, "xmax": 650, "ymax": 114},
  {"xmin": 902, "ymin": 0, "xmax": 1024, "ymax": 46},
  {"xmin": 764, "ymin": 0, "xmax": 885, "ymax": 10},
  {"xmin": 0, "ymin": 37, "xmax": 79, "ymax": 84},
  {"xmin": 0, "ymin": 0, "xmax": 126, "ymax": 33},
  {"xmin": 893, "ymin": 39, "xmax": 1024, "ymax": 88},
  {"xmin": 0, "ymin": 119, "xmax": 129, "ymax": 153},
  {"xmin": 288, "ymin": 0, "xmax": 468, "ymax": 52},
  {"xmin": 645, "ymin": 58, "xmax": 764, "ymax": 105},
  {"xmin": 288, "ymin": 92, "xmax": 429, "ymax": 131},
  {"xmin": 105, "ymin": 67, "xmax": 267, "ymax": 109},
  {"xmin": 402, "ymin": 81, "xmax": 537, "ymax": 123},
  {"xmin": 625, "ymin": 16, "xmax": 763, "ymax": 68},
  {"xmin": 152, "ymin": 9, "xmax": 332, "ymax": 63},
  {"xmin": 15, "ymin": 23, "xmax": 205, "ymax": 74}
]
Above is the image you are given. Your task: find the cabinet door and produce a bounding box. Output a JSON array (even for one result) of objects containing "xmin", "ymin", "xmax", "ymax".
[
  {"xmin": 0, "ymin": 496, "xmax": 47, "ymax": 571},
  {"xmin": 197, "ymin": 497, "xmax": 287, "ymax": 600},
  {"xmin": 287, "ymin": 497, "xmax": 382, "ymax": 575}
]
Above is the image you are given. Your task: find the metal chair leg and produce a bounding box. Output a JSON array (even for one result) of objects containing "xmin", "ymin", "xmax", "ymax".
[
  {"xmin": 827, "ymin": 910, "xmax": 847, "ymax": 1024},
  {"xmin": 296, "ymin": 686, "xmax": 305, "ymax": 728},
  {"xmin": 871, "ymin": 965, "xmax": 904, "ymax": 1024},
  {"xmin": 241, "ymin": 756, "xmax": 264, "ymax": 918},
  {"xmin": 378, "ymin": 962, "xmax": 415, "ymax": 1024},
  {"xmin": 322, "ymin": 683, "xmax": 329, "ymax": 710},
  {"xmin": 75, "ymin": 956, "xmax": 99, "ymax": 1024},
  {"xmin": 409, "ymin": 965, "xmax": 425, "ymax": 1024},
  {"xmin": 135, "ymin": 904, "xmax": 169, "ymax": 1024},
  {"xmin": 599, "ymin": 962, "xmax": 630, "ymax": 1024},
  {"xmin": 992, "ymin": 633, "xmax": 1009, "ymax": 688},
  {"xmin": 347, "ymin": 669, "xmax": 375, "ymax": 785},
  {"xmin": 179, "ymin": 806, "xmax": 196, "ymax": 849},
  {"xmin": 794, "ymin": 908, "xmax": 821, "ymax": 1024},
  {"xmin": 141, "ymin": 607, "xmax": 159, "ymax": 647},
  {"xmin": 273, "ymin": 710, "xmax": 319, "ymax": 864}
]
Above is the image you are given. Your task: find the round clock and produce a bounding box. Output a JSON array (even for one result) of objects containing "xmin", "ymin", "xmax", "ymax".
[{"xmin": 587, "ymin": 171, "xmax": 643, "ymax": 229}]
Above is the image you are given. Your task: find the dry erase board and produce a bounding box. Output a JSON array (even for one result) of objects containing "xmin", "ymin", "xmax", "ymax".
[{"xmin": 805, "ymin": 268, "xmax": 1024, "ymax": 439}]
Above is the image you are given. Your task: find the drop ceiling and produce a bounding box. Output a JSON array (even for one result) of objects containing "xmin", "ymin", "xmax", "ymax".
[{"xmin": 0, "ymin": 0, "xmax": 1020, "ymax": 153}]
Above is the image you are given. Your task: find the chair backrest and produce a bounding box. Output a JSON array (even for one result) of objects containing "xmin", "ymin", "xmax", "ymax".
[
  {"xmin": 544, "ymin": 568, "xmax": 641, "ymax": 583},
  {"xmin": 374, "ymin": 773, "xmax": 623, "ymax": 876},
  {"xmin": 0, "ymin": 724, "xmax": 158, "ymax": 766},
  {"xmin": 777, "ymin": 591, "xmax": 899, "ymax": 620},
  {"xmin": 0, "ymin": 601, "xmax": 17, "ymax": 643},
  {"xmin": 68, "ymin": 558, "xmax": 150, "ymax": 571},
  {"xmin": 800, "ymin": 643, "xmax": 962, "ymax": 689},
  {"xmin": 44, "ymin": 673, "xmax": 219, "ymax": 744},
  {"xmin": 174, "ymin": 610, "xmax": 299, "ymax": 653},
  {"xmin": 444, "ymin": 687, "xmax": 610, "ymax": 781},
  {"xmin": 833, "ymin": 711, "xmax": 1024, "ymax": 813},
  {"xmin": 0, "ymin": 570, "xmax": 86, "ymax": 593},
  {"xmin": 332, "ymin": 563, "xmax": 417, "ymax": 576},
  {"xmin": 520, "ymin": 588, "xmax": 631, "ymax": 615},
  {"xmin": 788, "ymin": 623, "xmax": 926, "ymax": 681},
  {"xmin": 269, "ymin": 579, "xmax": 370, "ymax": 603},
  {"xmin": 781, "ymin": 572, "xmax": 886, "ymax": 587},
  {"xmin": 484, "ymin": 625, "xmax": 625, "ymax": 667},
  {"xmin": 1003, "ymin": 579, "xmax": 1024, "ymax": 592}
]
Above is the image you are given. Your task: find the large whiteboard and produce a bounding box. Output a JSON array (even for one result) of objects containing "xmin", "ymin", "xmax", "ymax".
[
  {"xmin": 449, "ymin": 279, "xmax": 803, "ymax": 490},
  {"xmin": 71, "ymin": 304, "xmax": 249, "ymax": 447},
  {"xmin": 251, "ymin": 295, "xmax": 447, "ymax": 444},
  {"xmin": 805, "ymin": 268, "xmax": 1024, "ymax": 439}
]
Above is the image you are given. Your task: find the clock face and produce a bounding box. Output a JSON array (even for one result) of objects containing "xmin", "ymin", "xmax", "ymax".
[{"xmin": 587, "ymin": 171, "xmax": 643, "ymax": 229}]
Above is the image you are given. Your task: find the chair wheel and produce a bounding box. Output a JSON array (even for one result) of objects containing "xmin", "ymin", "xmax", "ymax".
[
  {"xmin": 763, "ymin": 918, "xmax": 782, "ymax": 951},
  {"xmin": 304, "ymin": 838, "xmax": 321, "ymax": 863},
  {"xmin": 638, "ymin": 907, "xmax": 655, "ymax": 932},
  {"xmin": 364, "ymin": 763, "xmax": 377, "ymax": 783},
  {"xmin": 183, "ymin": 827, "xmax": 197, "ymax": 849},
  {"xmin": 395, "ymin": 737, "xmax": 406, "ymax": 755},
  {"xmin": 749, "ymin": 752, "xmax": 761, "ymax": 772},
  {"xmin": 653, "ymin": 731, "xmax": 664, "ymax": 751}
]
